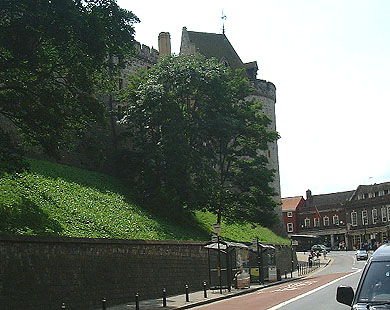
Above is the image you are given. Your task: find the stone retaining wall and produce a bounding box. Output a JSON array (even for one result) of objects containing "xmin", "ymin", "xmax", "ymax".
[{"xmin": 0, "ymin": 236, "xmax": 294, "ymax": 310}]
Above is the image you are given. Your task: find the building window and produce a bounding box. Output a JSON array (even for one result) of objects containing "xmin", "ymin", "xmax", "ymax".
[
  {"xmin": 362, "ymin": 210, "xmax": 368, "ymax": 225},
  {"xmin": 368, "ymin": 193, "xmax": 373, "ymax": 198},
  {"xmin": 357, "ymin": 194, "xmax": 362, "ymax": 200},
  {"xmin": 351, "ymin": 211, "xmax": 358, "ymax": 226},
  {"xmin": 379, "ymin": 191, "xmax": 384, "ymax": 197},
  {"xmin": 323, "ymin": 216, "xmax": 330, "ymax": 226},
  {"xmin": 385, "ymin": 190, "xmax": 389, "ymax": 195},
  {"xmin": 287, "ymin": 223, "xmax": 293, "ymax": 232},
  {"xmin": 333, "ymin": 215, "xmax": 339, "ymax": 225},
  {"xmin": 372, "ymin": 208, "xmax": 378, "ymax": 224},
  {"xmin": 382, "ymin": 207, "xmax": 387, "ymax": 222},
  {"xmin": 287, "ymin": 211, "xmax": 293, "ymax": 218},
  {"xmin": 314, "ymin": 218, "xmax": 319, "ymax": 228},
  {"xmin": 304, "ymin": 218, "xmax": 310, "ymax": 228},
  {"xmin": 387, "ymin": 206, "xmax": 390, "ymax": 222},
  {"xmin": 364, "ymin": 193, "xmax": 369, "ymax": 199}
]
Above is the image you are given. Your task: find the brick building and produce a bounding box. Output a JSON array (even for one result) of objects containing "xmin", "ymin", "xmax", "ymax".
[
  {"xmin": 282, "ymin": 182, "xmax": 390, "ymax": 250},
  {"xmin": 281, "ymin": 196, "xmax": 304, "ymax": 234}
]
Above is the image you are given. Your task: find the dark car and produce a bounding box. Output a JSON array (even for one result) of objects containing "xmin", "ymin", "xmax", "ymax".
[
  {"xmin": 356, "ymin": 249, "xmax": 369, "ymax": 261},
  {"xmin": 337, "ymin": 244, "xmax": 390, "ymax": 309}
]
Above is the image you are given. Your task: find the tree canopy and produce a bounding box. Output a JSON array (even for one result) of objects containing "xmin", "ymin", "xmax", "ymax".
[
  {"xmin": 0, "ymin": 0, "xmax": 139, "ymax": 157},
  {"xmin": 120, "ymin": 55, "xmax": 280, "ymax": 226}
]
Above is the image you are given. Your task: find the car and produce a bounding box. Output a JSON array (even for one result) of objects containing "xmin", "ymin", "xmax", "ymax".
[
  {"xmin": 311, "ymin": 244, "xmax": 327, "ymax": 253},
  {"xmin": 356, "ymin": 249, "xmax": 368, "ymax": 261},
  {"xmin": 337, "ymin": 244, "xmax": 390, "ymax": 309}
]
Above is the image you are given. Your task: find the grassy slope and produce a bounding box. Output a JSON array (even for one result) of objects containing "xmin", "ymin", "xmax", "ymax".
[{"xmin": 0, "ymin": 158, "xmax": 288, "ymax": 244}]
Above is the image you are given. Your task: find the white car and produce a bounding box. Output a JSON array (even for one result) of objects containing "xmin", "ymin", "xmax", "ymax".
[{"xmin": 356, "ymin": 249, "xmax": 368, "ymax": 261}]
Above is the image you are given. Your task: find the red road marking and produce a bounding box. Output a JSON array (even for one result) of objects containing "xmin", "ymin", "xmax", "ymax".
[{"xmin": 194, "ymin": 272, "xmax": 351, "ymax": 310}]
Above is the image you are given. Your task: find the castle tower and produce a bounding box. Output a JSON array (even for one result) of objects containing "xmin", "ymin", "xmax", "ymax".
[
  {"xmin": 180, "ymin": 27, "xmax": 284, "ymax": 235},
  {"xmin": 158, "ymin": 32, "xmax": 171, "ymax": 56}
]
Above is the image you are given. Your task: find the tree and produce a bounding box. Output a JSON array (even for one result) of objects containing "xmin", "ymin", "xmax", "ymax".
[
  {"xmin": 0, "ymin": 0, "xmax": 139, "ymax": 158},
  {"xmin": 120, "ymin": 55, "xmax": 280, "ymax": 226}
]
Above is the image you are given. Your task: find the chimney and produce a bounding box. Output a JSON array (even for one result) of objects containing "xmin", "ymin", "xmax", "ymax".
[
  {"xmin": 158, "ymin": 32, "xmax": 171, "ymax": 56},
  {"xmin": 306, "ymin": 189, "xmax": 313, "ymax": 206}
]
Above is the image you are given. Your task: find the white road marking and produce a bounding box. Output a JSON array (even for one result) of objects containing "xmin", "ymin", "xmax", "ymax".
[
  {"xmin": 266, "ymin": 270, "xmax": 361, "ymax": 310},
  {"xmin": 269, "ymin": 280, "xmax": 319, "ymax": 292}
]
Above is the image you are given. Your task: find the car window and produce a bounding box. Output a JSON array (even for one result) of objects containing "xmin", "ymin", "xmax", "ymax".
[{"xmin": 358, "ymin": 262, "xmax": 390, "ymax": 303}]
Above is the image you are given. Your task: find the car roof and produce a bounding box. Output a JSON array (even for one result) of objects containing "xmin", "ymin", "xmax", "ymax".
[{"xmin": 372, "ymin": 243, "xmax": 390, "ymax": 261}]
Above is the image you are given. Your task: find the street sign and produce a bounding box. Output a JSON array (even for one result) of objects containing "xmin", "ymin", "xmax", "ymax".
[{"xmin": 212, "ymin": 224, "xmax": 221, "ymax": 235}]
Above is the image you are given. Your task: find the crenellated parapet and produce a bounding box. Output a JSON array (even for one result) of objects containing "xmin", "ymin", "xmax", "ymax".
[
  {"xmin": 134, "ymin": 41, "xmax": 159, "ymax": 64},
  {"xmin": 253, "ymin": 79, "xmax": 276, "ymax": 102}
]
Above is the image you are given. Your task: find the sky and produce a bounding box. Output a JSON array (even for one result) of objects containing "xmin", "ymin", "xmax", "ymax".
[{"xmin": 117, "ymin": 0, "xmax": 390, "ymax": 198}]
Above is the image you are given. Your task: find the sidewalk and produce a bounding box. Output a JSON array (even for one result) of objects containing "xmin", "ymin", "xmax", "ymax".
[{"xmin": 103, "ymin": 253, "xmax": 331, "ymax": 310}]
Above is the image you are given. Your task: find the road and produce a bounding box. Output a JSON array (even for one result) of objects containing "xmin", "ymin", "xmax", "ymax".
[{"xmin": 192, "ymin": 251, "xmax": 367, "ymax": 310}]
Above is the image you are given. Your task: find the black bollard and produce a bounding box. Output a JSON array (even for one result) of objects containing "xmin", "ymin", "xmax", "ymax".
[
  {"xmin": 102, "ymin": 297, "xmax": 106, "ymax": 310},
  {"xmin": 203, "ymin": 281, "xmax": 207, "ymax": 298},
  {"xmin": 135, "ymin": 293, "xmax": 140, "ymax": 310},
  {"xmin": 185, "ymin": 284, "xmax": 189, "ymax": 302},
  {"xmin": 61, "ymin": 302, "xmax": 66, "ymax": 309},
  {"xmin": 284, "ymin": 270, "xmax": 287, "ymax": 279},
  {"xmin": 162, "ymin": 288, "xmax": 167, "ymax": 307},
  {"xmin": 291, "ymin": 269, "xmax": 293, "ymax": 278}
]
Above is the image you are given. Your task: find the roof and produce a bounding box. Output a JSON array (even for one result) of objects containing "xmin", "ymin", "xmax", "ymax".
[
  {"xmin": 185, "ymin": 30, "xmax": 246, "ymax": 72},
  {"xmin": 310, "ymin": 190, "xmax": 354, "ymax": 206},
  {"xmin": 282, "ymin": 196, "xmax": 304, "ymax": 211},
  {"xmin": 350, "ymin": 182, "xmax": 390, "ymax": 200},
  {"xmin": 204, "ymin": 241, "xmax": 248, "ymax": 251}
]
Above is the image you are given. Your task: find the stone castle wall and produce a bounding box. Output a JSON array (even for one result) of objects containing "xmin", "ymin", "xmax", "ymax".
[
  {"xmin": 0, "ymin": 236, "xmax": 209, "ymax": 310},
  {"xmin": 0, "ymin": 236, "xmax": 294, "ymax": 310}
]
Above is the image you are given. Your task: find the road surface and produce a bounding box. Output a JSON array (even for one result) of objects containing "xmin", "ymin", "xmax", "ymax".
[{"xmin": 192, "ymin": 251, "xmax": 366, "ymax": 310}]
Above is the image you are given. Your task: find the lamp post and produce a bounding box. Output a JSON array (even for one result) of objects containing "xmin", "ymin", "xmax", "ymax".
[
  {"xmin": 363, "ymin": 221, "xmax": 367, "ymax": 250},
  {"xmin": 213, "ymin": 224, "xmax": 222, "ymax": 294}
]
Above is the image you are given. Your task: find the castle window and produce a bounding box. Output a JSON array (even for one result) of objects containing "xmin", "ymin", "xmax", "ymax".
[
  {"xmin": 287, "ymin": 223, "xmax": 293, "ymax": 232},
  {"xmin": 287, "ymin": 212, "xmax": 293, "ymax": 218},
  {"xmin": 314, "ymin": 218, "xmax": 319, "ymax": 228},
  {"xmin": 304, "ymin": 218, "xmax": 311, "ymax": 228},
  {"xmin": 220, "ymin": 57, "xmax": 229, "ymax": 67},
  {"xmin": 333, "ymin": 215, "xmax": 339, "ymax": 225}
]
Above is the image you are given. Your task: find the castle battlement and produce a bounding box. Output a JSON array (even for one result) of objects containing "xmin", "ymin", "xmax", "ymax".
[
  {"xmin": 134, "ymin": 41, "xmax": 159, "ymax": 64},
  {"xmin": 253, "ymin": 79, "xmax": 276, "ymax": 102}
]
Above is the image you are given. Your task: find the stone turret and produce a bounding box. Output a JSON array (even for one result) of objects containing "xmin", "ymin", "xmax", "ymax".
[{"xmin": 158, "ymin": 32, "xmax": 171, "ymax": 56}]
